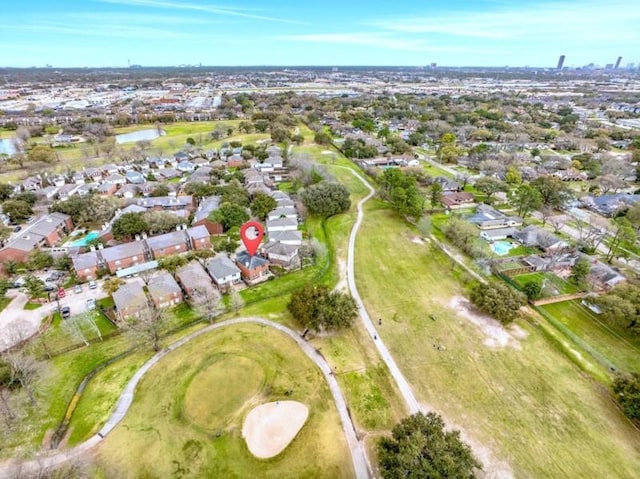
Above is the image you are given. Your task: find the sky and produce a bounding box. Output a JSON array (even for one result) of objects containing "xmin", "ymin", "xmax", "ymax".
[{"xmin": 1, "ymin": 0, "xmax": 639, "ymax": 68}]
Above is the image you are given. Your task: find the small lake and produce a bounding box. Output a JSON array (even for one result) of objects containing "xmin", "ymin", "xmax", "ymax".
[
  {"xmin": 0, "ymin": 138, "xmax": 18, "ymax": 156},
  {"xmin": 115, "ymin": 128, "xmax": 165, "ymax": 144}
]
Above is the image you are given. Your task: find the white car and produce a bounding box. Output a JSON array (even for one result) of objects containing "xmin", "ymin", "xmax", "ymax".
[
  {"xmin": 89, "ymin": 280, "xmax": 97, "ymax": 290},
  {"xmin": 86, "ymin": 298, "xmax": 96, "ymax": 310}
]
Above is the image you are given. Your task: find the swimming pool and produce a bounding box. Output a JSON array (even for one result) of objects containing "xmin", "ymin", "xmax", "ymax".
[
  {"xmin": 491, "ymin": 241, "xmax": 515, "ymax": 256},
  {"xmin": 68, "ymin": 231, "xmax": 100, "ymax": 247}
]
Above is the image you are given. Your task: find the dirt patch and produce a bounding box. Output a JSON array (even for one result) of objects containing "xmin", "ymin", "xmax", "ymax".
[
  {"xmin": 449, "ymin": 296, "xmax": 523, "ymax": 349},
  {"xmin": 333, "ymin": 258, "xmax": 348, "ymax": 292},
  {"xmin": 242, "ymin": 401, "xmax": 309, "ymax": 459}
]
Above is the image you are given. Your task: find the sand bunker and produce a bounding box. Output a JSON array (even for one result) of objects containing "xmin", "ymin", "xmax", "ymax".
[{"xmin": 242, "ymin": 401, "xmax": 309, "ymax": 459}]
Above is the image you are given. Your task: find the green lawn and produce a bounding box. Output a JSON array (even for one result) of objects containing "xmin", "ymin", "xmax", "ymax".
[
  {"xmin": 0, "ymin": 296, "xmax": 12, "ymax": 313},
  {"xmin": 540, "ymin": 301, "xmax": 640, "ymax": 374},
  {"xmin": 354, "ymin": 202, "xmax": 640, "ymax": 478},
  {"xmin": 95, "ymin": 323, "xmax": 353, "ymax": 478},
  {"xmin": 24, "ymin": 302, "xmax": 43, "ymax": 310},
  {"xmin": 512, "ymin": 271, "xmax": 579, "ymax": 296}
]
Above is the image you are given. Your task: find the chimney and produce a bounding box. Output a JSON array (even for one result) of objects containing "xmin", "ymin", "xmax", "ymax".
[
  {"xmin": 141, "ymin": 232, "xmax": 147, "ymax": 239},
  {"xmin": 90, "ymin": 245, "xmax": 96, "ymax": 252},
  {"xmin": 135, "ymin": 234, "xmax": 141, "ymax": 241},
  {"xmin": 98, "ymin": 243, "xmax": 104, "ymax": 250},
  {"xmin": 181, "ymin": 224, "xmax": 187, "ymax": 230},
  {"xmin": 176, "ymin": 225, "xmax": 181, "ymax": 232}
]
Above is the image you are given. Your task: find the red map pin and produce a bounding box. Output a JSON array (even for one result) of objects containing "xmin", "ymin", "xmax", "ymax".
[{"xmin": 240, "ymin": 221, "xmax": 264, "ymax": 256}]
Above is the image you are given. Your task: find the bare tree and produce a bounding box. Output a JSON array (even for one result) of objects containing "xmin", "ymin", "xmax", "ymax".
[
  {"xmin": 124, "ymin": 307, "xmax": 168, "ymax": 352},
  {"xmin": 548, "ymin": 215, "xmax": 565, "ymax": 234},
  {"xmin": 229, "ymin": 289, "xmax": 245, "ymax": 316},
  {"xmin": 196, "ymin": 291, "xmax": 224, "ymax": 324},
  {"xmin": 62, "ymin": 316, "xmax": 89, "ymax": 347},
  {"xmin": 138, "ymin": 269, "xmax": 155, "ymax": 286},
  {"xmin": 76, "ymin": 310, "xmax": 103, "ymax": 342},
  {"xmin": 1, "ymin": 351, "xmax": 45, "ymax": 405}
]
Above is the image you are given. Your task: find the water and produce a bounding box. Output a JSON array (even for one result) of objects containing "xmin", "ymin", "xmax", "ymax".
[
  {"xmin": 0, "ymin": 138, "xmax": 18, "ymax": 155},
  {"xmin": 115, "ymin": 128, "xmax": 164, "ymax": 144},
  {"xmin": 67, "ymin": 231, "xmax": 100, "ymax": 247},
  {"xmin": 491, "ymin": 241, "xmax": 515, "ymax": 256}
]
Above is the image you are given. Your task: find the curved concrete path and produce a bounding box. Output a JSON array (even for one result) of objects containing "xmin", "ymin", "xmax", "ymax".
[{"xmin": 0, "ymin": 318, "xmax": 369, "ymax": 479}]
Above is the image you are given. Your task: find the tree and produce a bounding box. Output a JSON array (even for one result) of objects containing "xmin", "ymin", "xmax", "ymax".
[
  {"xmin": 229, "ymin": 289, "xmax": 245, "ymax": 315},
  {"xmin": 144, "ymin": 210, "xmax": 182, "ymax": 235},
  {"xmin": 301, "ymin": 182, "xmax": 351, "ymax": 218},
  {"xmin": 505, "ymin": 166, "xmax": 522, "ymax": 184},
  {"xmin": 436, "ymin": 132, "xmax": 460, "ymax": 164},
  {"xmin": 23, "ymin": 275, "xmax": 45, "ymax": 299},
  {"xmin": 0, "ymin": 278, "xmax": 11, "ymax": 298},
  {"xmin": 149, "ymin": 184, "xmax": 170, "ymax": 197},
  {"xmin": 592, "ymin": 284, "xmax": 640, "ymax": 334},
  {"xmin": 379, "ymin": 169, "xmax": 423, "ymax": 219},
  {"xmin": 25, "ymin": 250, "xmax": 54, "ymax": 271},
  {"xmin": 124, "ymin": 307, "xmax": 168, "ymax": 352},
  {"xmin": 287, "ymin": 285, "xmax": 357, "ymax": 334},
  {"xmin": 102, "ymin": 277, "xmax": 125, "ymax": 295},
  {"xmin": 1, "ymin": 200, "xmax": 33, "ymax": 221},
  {"xmin": 378, "ymin": 412, "xmax": 480, "ymax": 479},
  {"xmin": 0, "ymin": 184, "xmax": 14, "ymax": 201},
  {"xmin": 469, "ymin": 282, "xmax": 526, "ymax": 324},
  {"xmin": 27, "ymin": 144, "xmax": 56, "ymax": 163},
  {"xmin": 196, "ymin": 291, "xmax": 224, "ymax": 323},
  {"xmin": 531, "ymin": 175, "xmax": 573, "ymax": 209},
  {"xmin": 522, "ymin": 280, "xmax": 543, "ymax": 301},
  {"xmin": 428, "ymin": 182, "xmax": 443, "ymax": 212},
  {"xmin": 157, "ymin": 254, "xmax": 188, "ymax": 273},
  {"xmin": 474, "ymin": 177, "xmax": 506, "ymax": 200},
  {"xmin": 606, "ymin": 217, "xmax": 635, "ymax": 262},
  {"xmin": 0, "ymin": 351, "xmax": 44, "ymax": 405},
  {"xmin": 111, "ymin": 212, "xmax": 149, "ymax": 240},
  {"xmin": 510, "ymin": 184, "xmax": 542, "ymax": 218},
  {"xmin": 13, "ymin": 192, "xmax": 37, "ymax": 206},
  {"xmin": 569, "ymin": 257, "xmax": 591, "ymax": 290},
  {"xmin": 613, "ymin": 374, "xmax": 640, "ymax": 421},
  {"xmin": 250, "ymin": 192, "xmax": 277, "ymax": 221},
  {"xmin": 209, "ymin": 203, "xmax": 249, "ymax": 231},
  {"xmin": 314, "ymin": 131, "xmax": 332, "ymax": 145}
]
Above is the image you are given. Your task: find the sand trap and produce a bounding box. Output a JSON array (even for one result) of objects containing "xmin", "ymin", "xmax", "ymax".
[
  {"xmin": 242, "ymin": 401, "xmax": 309, "ymax": 458},
  {"xmin": 449, "ymin": 296, "xmax": 523, "ymax": 349}
]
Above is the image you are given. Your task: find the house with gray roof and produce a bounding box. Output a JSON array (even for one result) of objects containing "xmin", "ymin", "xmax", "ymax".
[
  {"xmin": 266, "ymin": 217, "xmax": 298, "ymax": 233},
  {"xmin": 148, "ymin": 272, "xmax": 183, "ymax": 308},
  {"xmin": 192, "ymin": 196, "xmax": 223, "ymax": 234},
  {"xmin": 113, "ymin": 282, "xmax": 149, "ymax": 320},
  {"xmin": 268, "ymin": 230, "xmax": 303, "ymax": 245},
  {"xmin": 261, "ymin": 241, "xmax": 300, "ymax": 270},
  {"xmin": 206, "ymin": 254, "xmax": 241, "ymax": 290},
  {"xmin": 175, "ymin": 261, "xmax": 216, "ymax": 303},
  {"xmin": 99, "ymin": 241, "xmax": 147, "ymax": 273},
  {"xmin": 72, "ymin": 251, "xmax": 101, "ymax": 282},
  {"xmin": 146, "ymin": 229, "xmax": 189, "ymax": 259}
]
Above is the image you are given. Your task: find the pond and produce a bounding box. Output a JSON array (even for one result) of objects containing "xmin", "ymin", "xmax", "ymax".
[
  {"xmin": 0, "ymin": 138, "xmax": 18, "ymax": 155},
  {"xmin": 115, "ymin": 128, "xmax": 164, "ymax": 144},
  {"xmin": 491, "ymin": 241, "xmax": 516, "ymax": 256}
]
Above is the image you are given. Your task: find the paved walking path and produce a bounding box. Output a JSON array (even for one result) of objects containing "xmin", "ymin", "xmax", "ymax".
[
  {"xmin": 343, "ymin": 168, "xmax": 421, "ymax": 413},
  {"xmin": 0, "ymin": 317, "xmax": 369, "ymax": 479}
]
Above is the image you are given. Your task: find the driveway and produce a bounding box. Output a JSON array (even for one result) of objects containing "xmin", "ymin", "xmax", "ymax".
[{"xmin": 0, "ymin": 280, "xmax": 109, "ymax": 352}]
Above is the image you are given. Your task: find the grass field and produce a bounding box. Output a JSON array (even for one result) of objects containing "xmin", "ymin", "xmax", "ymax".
[
  {"xmin": 540, "ymin": 300, "xmax": 640, "ymax": 374},
  {"xmin": 354, "ymin": 202, "xmax": 640, "ymax": 478},
  {"xmin": 512, "ymin": 271, "xmax": 579, "ymax": 296},
  {"xmin": 95, "ymin": 323, "xmax": 353, "ymax": 478}
]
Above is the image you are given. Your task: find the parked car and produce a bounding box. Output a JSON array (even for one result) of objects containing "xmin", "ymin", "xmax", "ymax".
[
  {"xmin": 86, "ymin": 298, "xmax": 96, "ymax": 310},
  {"xmin": 45, "ymin": 275, "xmax": 56, "ymax": 282},
  {"xmin": 74, "ymin": 284, "xmax": 82, "ymax": 294},
  {"xmin": 89, "ymin": 280, "xmax": 97, "ymax": 290},
  {"xmin": 61, "ymin": 306, "xmax": 71, "ymax": 319},
  {"xmin": 13, "ymin": 225, "xmax": 21, "ymax": 233},
  {"xmin": 12, "ymin": 277, "xmax": 25, "ymax": 288},
  {"xmin": 44, "ymin": 284, "xmax": 55, "ymax": 292}
]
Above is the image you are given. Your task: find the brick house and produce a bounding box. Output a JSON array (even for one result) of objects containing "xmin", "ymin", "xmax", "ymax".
[
  {"xmin": 146, "ymin": 230, "xmax": 189, "ymax": 259},
  {"xmin": 235, "ymin": 251, "xmax": 270, "ymax": 282},
  {"xmin": 72, "ymin": 251, "xmax": 100, "ymax": 282},
  {"xmin": 175, "ymin": 261, "xmax": 217, "ymax": 303},
  {"xmin": 191, "ymin": 196, "xmax": 223, "ymax": 235},
  {"xmin": 113, "ymin": 282, "xmax": 149, "ymax": 320},
  {"xmin": 100, "ymin": 241, "xmax": 147, "ymax": 273},
  {"xmin": 186, "ymin": 225, "xmax": 211, "ymax": 251},
  {"xmin": 148, "ymin": 272, "xmax": 183, "ymax": 308},
  {"xmin": 0, "ymin": 213, "xmax": 73, "ymax": 264}
]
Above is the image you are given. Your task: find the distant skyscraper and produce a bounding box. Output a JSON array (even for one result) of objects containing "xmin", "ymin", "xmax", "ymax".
[
  {"xmin": 557, "ymin": 55, "xmax": 566, "ymax": 70},
  {"xmin": 614, "ymin": 56, "xmax": 622, "ymax": 69}
]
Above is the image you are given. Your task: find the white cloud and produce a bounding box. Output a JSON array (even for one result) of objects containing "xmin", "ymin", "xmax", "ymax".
[
  {"xmin": 96, "ymin": 0, "xmax": 306, "ymax": 24},
  {"xmin": 372, "ymin": 0, "xmax": 640, "ymax": 46}
]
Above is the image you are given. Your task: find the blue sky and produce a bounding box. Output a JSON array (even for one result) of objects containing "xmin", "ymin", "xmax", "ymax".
[{"xmin": 1, "ymin": 0, "xmax": 639, "ymax": 67}]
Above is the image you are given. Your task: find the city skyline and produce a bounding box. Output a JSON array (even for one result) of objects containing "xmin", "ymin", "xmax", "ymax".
[{"xmin": 1, "ymin": 0, "xmax": 639, "ymax": 68}]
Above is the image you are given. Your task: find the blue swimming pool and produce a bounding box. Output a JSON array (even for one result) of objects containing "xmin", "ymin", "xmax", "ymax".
[
  {"xmin": 491, "ymin": 241, "xmax": 515, "ymax": 256},
  {"xmin": 68, "ymin": 232, "xmax": 100, "ymax": 247}
]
